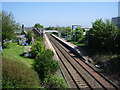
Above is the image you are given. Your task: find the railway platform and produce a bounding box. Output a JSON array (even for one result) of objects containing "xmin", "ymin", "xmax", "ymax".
[{"xmin": 44, "ymin": 34, "xmax": 71, "ymax": 88}]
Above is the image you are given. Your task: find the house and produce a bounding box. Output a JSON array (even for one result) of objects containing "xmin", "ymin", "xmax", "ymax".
[
  {"xmin": 33, "ymin": 28, "xmax": 43, "ymax": 37},
  {"xmin": 112, "ymin": 17, "xmax": 120, "ymax": 29},
  {"xmin": 14, "ymin": 29, "xmax": 27, "ymax": 45}
]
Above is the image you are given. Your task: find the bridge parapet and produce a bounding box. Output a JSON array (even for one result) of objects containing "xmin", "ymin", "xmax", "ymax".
[{"xmin": 43, "ymin": 30, "xmax": 59, "ymax": 33}]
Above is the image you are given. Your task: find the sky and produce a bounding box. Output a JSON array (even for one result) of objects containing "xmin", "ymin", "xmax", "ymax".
[{"xmin": 2, "ymin": 2, "xmax": 118, "ymax": 28}]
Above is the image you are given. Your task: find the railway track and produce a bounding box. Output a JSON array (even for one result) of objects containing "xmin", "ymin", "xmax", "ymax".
[{"xmin": 47, "ymin": 34, "xmax": 118, "ymax": 90}]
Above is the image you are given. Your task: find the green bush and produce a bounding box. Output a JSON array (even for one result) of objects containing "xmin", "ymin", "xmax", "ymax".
[
  {"xmin": 75, "ymin": 27, "xmax": 84, "ymax": 42},
  {"xmin": 36, "ymin": 36, "xmax": 44, "ymax": 42},
  {"xmin": 87, "ymin": 19, "xmax": 119, "ymax": 51},
  {"xmin": 44, "ymin": 76, "xmax": 67, "ymax": 88},
  {"xmin": 31, "ymin": 37, "xmax": 62, "ymax": 88},
  {"xmin": 4, "ymin": 42, "xmax": 10, "ymax": 49},
  {"xmin": 39, "ymin": 49, "xmax": 54, "ymax": 59},
  {"xmin": 31, "ymin": 37, "xmax": 45, "ymax": 58},
  {"xmin": 2, "ymin": 58, "xmax": 40, "ymax": 88},
  {"xmin": 31, "ymin": 41, "xmax": 45, "ymax": 58},
  {"xmin": 26, "ymin": 30, "xmax": 35, "ymax": 44},
  {"xmin": 33, "ymin": 49, "xmax": 59, "ymax": 80}
]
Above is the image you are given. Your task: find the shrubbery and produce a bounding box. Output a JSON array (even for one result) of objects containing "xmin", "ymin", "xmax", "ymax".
[
  {"xmin": 31, "ymin": 37, "xmax": 45, "ymax": 58},
  {"xmin": 26, "ymin": 30, "xmax": 35, "ymax": 44},
  {"xmin": 31, "ymin": 37, "xmax": 67, "ymax": 88},
  {"xmin": 36, "ymin": 36, "xmax": 44, "ymax": 42},
  {"xmin": 44, "ymin": 76, "xmax": 67, "ymax": 88},
  {"xmin": 4, "ymin": 42, "xmax": 10, "ymax": 49},
  {"xmin": 2, "ymin": 58, "xmax": 40, "ymax": 88},
  {"xmin": 75, "ymin": 27, "xmax": 84, "ymax": 42},
  {"xmin": 87, "ymin": 19, "xmax": 120, "ymax": 51},
  {"xmin": 33, "ymin": 49, "xmax": 59, "ymax": 80}
]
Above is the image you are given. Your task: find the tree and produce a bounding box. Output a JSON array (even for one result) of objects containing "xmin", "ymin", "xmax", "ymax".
[
  {"xmin": 88, "ymin": 19, "xmax": 106, "ymax": 48},
  {"xmin": 33, "ymin": 49, "xmax": 59, "ymax": 80},
  {"xmin": 2, "ymin": 11, "xmax": 19, "ymax": 47},
  {"xmin": 44, "ymin": 26, "xmax": 56, "ymax": 30},
  {"xmin": 26, "ymin": 30, "xmax": 35, "ymax": 44},
  {"xmin": 104, "ymin": 19, "xmax": 118, "ymax": 49},
  {"xmin": 65, "ymin": 27, "xmax": 72, "ymax": 40},
  {"xmin": 75, "ymin": 27, "xmax": 84, "ymax": 42},
  {"xmin": 87, "ymin": 19, "xmax": 119, "ymax": 50},
  {"xmin": 65, "ymin": 26, "xmax": 72, "ymax": 35},
  {"xmin": 34, "ymin": 23, "xmax": 43, "ymax": 28},
  {"xmin": 31, "ymin": 37, "xmax": 45, "ymax": 58}
]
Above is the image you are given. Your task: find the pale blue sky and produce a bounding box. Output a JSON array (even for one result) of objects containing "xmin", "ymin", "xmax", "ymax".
[{"xmin": 2, "ymin": 2, "xmax": 118, "ymax": 27}]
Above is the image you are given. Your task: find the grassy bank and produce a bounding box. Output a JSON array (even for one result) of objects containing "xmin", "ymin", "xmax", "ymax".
[
  {"xmin": 2, "ymin": 42, "xmax": 41, "ymax": 88},
  {"xmin": 2, "ymin": 40, "xmax": 67, "ymax": 88},
  {"xmin": 3, "ymin": 42, "xmax": 34, "ymax": 67},
  {"xmin": 70, "ymin": 41, "xmax": 85, "ymax": 47}
]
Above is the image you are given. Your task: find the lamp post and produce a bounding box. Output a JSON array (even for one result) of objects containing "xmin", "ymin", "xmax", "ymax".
[
  {"xmin": 72, "ymin": 25, "xmax": 76, "ymax": 41},
  {"xmin": 74, "ymin": 29, "xmax": 76, "ymax": 41}
]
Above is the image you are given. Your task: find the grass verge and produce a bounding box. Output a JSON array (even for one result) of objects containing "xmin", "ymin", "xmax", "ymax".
[
  {"xmin": 3, "ymin": 42, "xmax": 34, "ymax": 67},
  {"xmin": 2, "ymin": 42, "xmax": 41, "ymax": 88}
]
